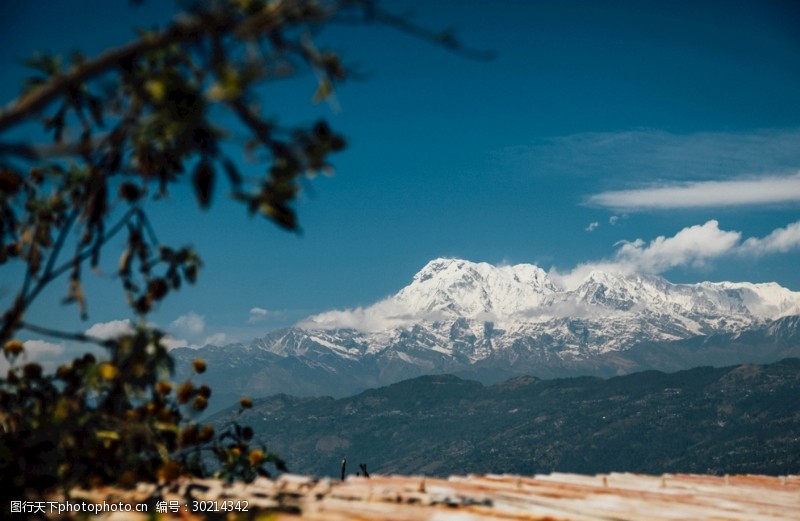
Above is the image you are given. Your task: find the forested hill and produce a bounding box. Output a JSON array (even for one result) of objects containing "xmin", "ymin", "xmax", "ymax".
[{"xmin": 209, "ymin": 358, "xmax": 800, "ymax": 478}]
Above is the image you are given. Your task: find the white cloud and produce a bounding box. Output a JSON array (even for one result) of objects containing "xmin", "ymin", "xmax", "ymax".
[
  {"xmin": 588, "ymin": 173, "xmax": 800, "ymax": 210},
  {"xmin": 160, "ymin": 335, "xmax": 189, "ymax": 350},
  {"xmin": 2, "ymin": 345, "xmax": 112, "ymax": 374},
  {"xmin": 298, "ymin": 297, "xmax": 417, "ymax": 332},
  {"xmin": 247, "ymin": 307, "xmax": 269, "ymax": 324},
  {"xmin": 168, "ymin": 332, "xmax": 230, "ymax": 350},
  {"xmin": 82, "ymin": 318, "xmax": 197, "ymax": 350},
  {"xmin": 741, "ymin": 220, "xmax": 800, "ymax": 255},
  {"xmin": 0, "ymin": 339, "xmax": 73, "ymax": 373},
  {"xmin": 158, "ymin": 331, "xmax": 228, "ymax": 350},
  {"xmin": 614, "ymin": 220, "xmax": 741, "ymax": 273},
  {"xmin": 85, "ymin": 319, "xmax": 133, "ymax": 340},
  {"xmin": 518, "ymin": 300, "xmax": 628, "ymax": 320},
  {"xmin": 201, "ymin": 333, "xmax": 228, "ymax": 346},
  {"xmin": 23, "ymin": 339, "xmax": 66, "ymax": 358},
  {"xmin": 170, "ymin": 312, "xmax": 205, "ymax": 336},
  {"xmin": 609, "ymin": 215, "xmax": 620, "ymax": 225},
  {"xmin": 585, "ymin": 222, "xmax": 599, "ymax": 232},
  {"xmin": 551, "ymin": 219, "xmax": 800, "ymax": 290}
]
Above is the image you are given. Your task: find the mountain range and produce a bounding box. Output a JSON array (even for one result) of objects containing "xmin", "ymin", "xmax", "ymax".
[
  {"xmin": 172, "ymin": 258, "xmax": 800, "ymax": 410},
  {"xmin": 207, "ymin": 358, "xmax": 800, "ymax": 477}
]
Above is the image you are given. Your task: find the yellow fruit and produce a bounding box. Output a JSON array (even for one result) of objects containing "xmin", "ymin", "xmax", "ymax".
[
  {"xmin": 177, "ymin": 381, "xmax": 194, "ymax": 404},
  {"xmin": 193, "ymin": 395, "xmax": 208, "ymax": 411},
  {"xmin": 98, "ymin": 362, "xmax": 119, "ymax": 380},
  {"xmin": 158, "ymin": 460, "xmax": 182, "ymax": 482},
  {"xmin": 249, "ymin": 449, "xmax": 265, "ymax": 466},
  {"xmin": 192, "ymin": 358, "xmax": 207, "ymax": 373},
  {"xmin": 155, "ymin": 380, "xmax": 172, "ymax": 395},
  {"xmin": 3, "ymin": 339, "xmax": 24, "ymax": 355},
  {"xmin": 198, "ymin": 424, "xmax": 215, "ymax": 442},
  {"xmin": 144, "ymin": 79, "xmax": 166, "ymax": 102}
]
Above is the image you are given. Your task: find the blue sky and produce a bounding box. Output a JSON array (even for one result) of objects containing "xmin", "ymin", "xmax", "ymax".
[{"xmin": 1, "ymin": 0, "xmax": 800, "ymax": 354}]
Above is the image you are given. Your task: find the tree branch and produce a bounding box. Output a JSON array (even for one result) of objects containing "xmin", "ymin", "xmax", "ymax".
[
  {"xmin": 41, "ymin": 209, "xmax": 80, "ymax": 281},
  {"xmin": 20, "ymin": 320, "xmax": 113, "ymax": 349},
  {"xmin": 0, "ymin": 1, "xmax": 484, "ymax": 136},
  {"xmin": 0, "ymin": 0, "xmax": 366, "ymax": 135},
  {"xmin": 0, "ymin": 137, "xmax": 100, "ymax": 160},
  {"xmin": 361, "ymin": 6, "xmax": 496, "ymax": 61},
  {"xmin": 0, "ymin": 16, "xmax": 213, "ymax": 133},
  {"xmin": 22, "ymin": 205, "xmax": 140, "ymax": 310}
]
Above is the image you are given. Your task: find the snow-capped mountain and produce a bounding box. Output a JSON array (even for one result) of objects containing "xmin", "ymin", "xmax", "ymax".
[
  {"xmin": 174, "ymin": 258, "xmax": 800, "ymax": 404},
  {"xmin": 289, "ymin": 258, "xmax": 800, "ymax": 360}
]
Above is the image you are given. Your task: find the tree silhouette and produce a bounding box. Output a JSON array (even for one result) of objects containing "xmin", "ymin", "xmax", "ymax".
[{"xmin": 0, "ymin": 0, "xmax": 488, "ymax": 498}]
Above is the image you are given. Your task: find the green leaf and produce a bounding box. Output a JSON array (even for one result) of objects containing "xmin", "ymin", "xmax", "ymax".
[
  {"xmin": 222, "ymin": 157, "xmax": 242, "ymax": 188},
  {"xmin": 23, "ymin": 52, "xmax": 60, "ymax": 76},
  {"xmin": 192, "ymin": 160, "xmax": 215, "ymax": 209},
  {"xmin": 260, "ymin": 201, "xmax": 297, "ymax": 231},
  {"xmin": 312, "ymin": 78, "xmax": 333, "ymax": 104},
  {"xmin": 0, "ymin": 168, "xmax": 24, "ymax": 195}
]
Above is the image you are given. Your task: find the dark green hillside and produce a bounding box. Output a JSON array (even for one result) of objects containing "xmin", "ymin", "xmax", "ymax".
[{"xmin": 209, "ymin": 359, "xmax": 800, "ymax": 477}]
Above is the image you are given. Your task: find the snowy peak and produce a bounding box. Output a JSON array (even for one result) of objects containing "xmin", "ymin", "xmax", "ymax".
[
  {"xmin": 709, "ymin": 281, "xmax": 800, "ymax": 318},
  {"xmin": 571, "ymin": 271, "xmax": 659, "ymax": 311},
  {"xmin": 186, "ymin": 260, "xmax": 800, "ymax": 401},
  {"xmin": 300, "ymin": 258, "xmax": 800, "ymax": 343},
  {"xmin": 397, "ymin": 258, "xmax": 557, "ymax": 317},
  {"xmin": 245, "ymin": 257, "xmax": 800, "ymax": 382},
  {"xmin": 567, "ymin": 270, "xmax": 800, "ymax": 321}
]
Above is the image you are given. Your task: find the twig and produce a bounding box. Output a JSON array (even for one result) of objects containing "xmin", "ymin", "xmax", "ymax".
[
  {"xmin": 371, "ymin": 7, "xmax": 496, "ymax": 62},
  {"xmin": 21, "ymin": 205, "xmax": 140, "ymax": 309},
  {"xmin": 20, "ymin": 321, "xmax": 114, "ymax": 348},
  {"xmin": 41, "ymin": 209, "xmax": 80, "ymax": 281},
  {"xmin": 0, "ymin": 18, "xmax": 207, "ymax": 133}
]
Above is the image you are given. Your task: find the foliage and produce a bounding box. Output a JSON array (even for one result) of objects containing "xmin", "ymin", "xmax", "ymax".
[
  {"xmin": 0, "ymin": 0, "xmax": 358, "ymax": 346},
  {"xmin": 0, "ymin": 0, "xmax": 471, "ymax": 498},
  {"xmin": 1, "ymin": 333, "xmax": 286, "ymax": 494},
  {"xmin": 0, "ymin": 0, "xmax": 488, "ymax": 496}
]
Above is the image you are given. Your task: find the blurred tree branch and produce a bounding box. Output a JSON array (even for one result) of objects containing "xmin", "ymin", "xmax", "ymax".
[{"xmin": 0, "ymin": 0, "xmax": 489, "ymax": 496}]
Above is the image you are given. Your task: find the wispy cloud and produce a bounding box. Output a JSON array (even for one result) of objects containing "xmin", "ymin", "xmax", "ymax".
[
  {"xmin": 201, "ymin": 332, "xmax": 229, "ymax": 346},
  {"xmin": 589, "ymin": 173, "xmax": 800, "ymax": 210},
  {"xmin": 499, "ymin": 128, "xmax": 800, "ymax": 182},
  {"xmin": 585, "ymin": 222, "xmax": 599, "ymax": 232},
  {"xmin": 247, "ymin": 307, "xmax": 269, "ymax": 324}
]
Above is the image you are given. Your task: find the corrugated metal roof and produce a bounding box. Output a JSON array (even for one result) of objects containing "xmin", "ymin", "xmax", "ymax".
[{"xmin": 57, "ymin": 472, "xmax": 800, "ymax": 520}]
